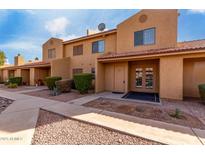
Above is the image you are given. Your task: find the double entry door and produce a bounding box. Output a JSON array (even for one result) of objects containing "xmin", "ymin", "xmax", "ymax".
[{"xmin": 131, "ymin": 62, "xmax": 158, "ymax": 93}]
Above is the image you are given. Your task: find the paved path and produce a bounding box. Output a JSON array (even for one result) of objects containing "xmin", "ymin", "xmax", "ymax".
[{"xmin": 0, "ymin": 89, "xmax": 204, "ymax": 145}]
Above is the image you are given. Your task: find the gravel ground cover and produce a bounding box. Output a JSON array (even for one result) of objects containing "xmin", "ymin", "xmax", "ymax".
[
  {"xmin": 24, "ymin": 89, "xmax": 90, "ymax": 102},
  {"xmin": 0, "ymin": 96, "xmax": 13, "ymax": 113},
  {"xmin": 32, "ymin": 109, "xmax": 160, "ymax": 145},
  {"xmin": 83, "ymin": 98, "xmax": 205, "ymax": 129}
]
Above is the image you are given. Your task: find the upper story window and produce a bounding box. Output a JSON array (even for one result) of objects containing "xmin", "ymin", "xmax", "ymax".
[
  {"xmin": 48, "ymin": 48, "xmax": 56, "ymax": 59},
  {"xmin": 92, "ymin": 40, "xmax": 105, "ymax": 53},
  {"xmin": 73, "ymin": 44, "xmax": 83, "ymax": 56},
  {"xmin": 134, "ymin": 28, "xmax": 155, "ymax": 46}
]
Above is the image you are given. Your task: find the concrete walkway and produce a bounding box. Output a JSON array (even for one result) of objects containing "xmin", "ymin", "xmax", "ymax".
[{"xmin": 0, "ymin": 89, "xmax": 205, "ymax": 145}]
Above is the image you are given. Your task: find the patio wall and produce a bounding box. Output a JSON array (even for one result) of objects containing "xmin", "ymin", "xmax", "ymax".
[
  {"xmin": 51, "ymin": 57, "xmax": 70, "ymax": 79},
  {"xmin": 183, "ymin": 58, "xmax": 205, "ymax": 98}
]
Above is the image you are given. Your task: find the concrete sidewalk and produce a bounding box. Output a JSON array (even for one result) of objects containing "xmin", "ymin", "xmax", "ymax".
[{"xmin": 0, "ymin": 89, "xmax": 205, "ymax": 145}]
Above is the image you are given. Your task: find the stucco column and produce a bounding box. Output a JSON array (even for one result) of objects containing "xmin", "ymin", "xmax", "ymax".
[
  {"xmin": 30, "ymin": 68, "xmax": 36, "ymax": 86},
  {"xmin": 124, "ymin": 62, "xmax": 129, "ymax": 93},
  {"xmin": 160, "ymin": 56, "xmax": 183, "ymax": 100},
  {"xmin": 15, "ymin": 69, "xmax": 21, "ymax": 77},
  {"xmin": 95, "ymin": 61, "xmax": 105, "ymax": 93},
  {"xmin": 3, "ymin": 70, "xmax": 9, "ymax": 81}
]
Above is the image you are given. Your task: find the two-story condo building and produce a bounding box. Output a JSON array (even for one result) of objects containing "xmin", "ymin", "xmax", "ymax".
[{"xmin": 1, "ymin": 9, "xmax": 205, "ymax": 101}]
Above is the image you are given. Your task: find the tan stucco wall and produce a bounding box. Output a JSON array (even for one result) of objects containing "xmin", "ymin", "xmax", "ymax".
[
  {"xmin": 29, "ymin": 68, "xmax": 35, "ymax": 85},
  {"xmin": 160, "ymin": 56, "xmax": 183, "ymax": 100},
  {"xmin": 116, "ymin": 9, "xmax": 178, "ymax": 52},
  {"xmin": 64, "ymin": 33, "xmax": 116, "ymax": 78},
  {"xmin": 99, "ymin": 62, "xmax": 128, "ymax": 93},
  {"xmin": 43, "ymin": 38, "xmax": 63, "ymax": 62},
  {"xmin": 21, "ymin": 69, "xmax": 30, "ymax": 85},
  {"xmin": 51, "ymin": 57, "xmax": 70, "ymax": 79},
  {"xmin": 2, "ymin": 69, "xmax": 9, "ymax": 81},
  {"xmin": 95, "ymin": 61, "xmax": 105, "ymax": 93},
  {"xmin": 15, "ymin": 69, "xmax": 21, "ymax": 77},
  {"xmin": 183, "ymin": 58, "xmax": 205, "ymax": 98},
  {"xmin": 14, "ymin": 56, "xmax": 25, "ymax": 66}
]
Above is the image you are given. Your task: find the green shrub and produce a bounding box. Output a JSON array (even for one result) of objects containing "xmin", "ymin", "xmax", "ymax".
[
  {"xmin": 7, "ymin": 83, "xmax": 18, "ymax": 88},
  {"xmin": 9, "ymin": 77, "xmax": 22, "ymax": 86},
  {"xmin": 55, "ymin": 79, "xmax": 73, "ymax": 93},
  {"xmin": 169, "ymin": 108, "xmax": 182, "ymax": 119},
  {"xmin": 199, "ymin": 84, "xmax": 205, "ymax": 102},
  {"xmin": 45, "ymin": 76, "xmax": 62, "ymax": 90},
  {"xmin": 74, "ymin": 73, "xmax": 92, "ymax": 94}
]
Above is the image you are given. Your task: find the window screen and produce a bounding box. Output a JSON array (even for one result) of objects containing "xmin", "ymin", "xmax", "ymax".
[
  {"xmin": 134, "ymin": 28, "xmax": 155, "ymax": 46},
  {"xmin": 92, "ymin": 40, "xmax": 105, "ymax": 53},
  {"xmin": 73, "ymin": 44, "xmax": 83, "ymax": 56}
]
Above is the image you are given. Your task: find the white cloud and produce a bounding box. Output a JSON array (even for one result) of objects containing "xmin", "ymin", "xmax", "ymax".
[
  {"xmin": 59, "ymin": 34, "xmax": 79, "ymax": 41},
  {"xmin": 0, "ymin": 41, "xmax": 41, "ymax": 52},
  {"xmin": 45, "ymin": 17, "xmax": 70, "ymax": 36},
  {"xmin": 24, "ymin": 10, "xmax": 35, "ymax": 15},
  {"xmin": 188, "ymin": 9, "xmax": 205, "ymax": 14}
]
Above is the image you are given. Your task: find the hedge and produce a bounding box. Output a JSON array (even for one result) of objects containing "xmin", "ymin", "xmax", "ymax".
[
  {"xmin": 73, "ymin": 73, "xmax": 92, "ymax": 94},
  {"xmin": 9, "ymin": 77, "xmax": 22, "ymax": 86},
  {"xmin": 45, "ymin": 76, "xmax": 62, "ymax": 90},
  {"xmin": 55, "ymin": 79, "xmax": 73, "ymax": 93},
  {"xmin": 199, "ymin": 84, "xmax": 205, "ymax": 102}
]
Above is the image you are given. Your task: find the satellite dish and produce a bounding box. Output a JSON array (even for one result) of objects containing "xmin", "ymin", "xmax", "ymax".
[{"xmin": 98, "ymin": 23, "xmax": 106, "ymax": 31}]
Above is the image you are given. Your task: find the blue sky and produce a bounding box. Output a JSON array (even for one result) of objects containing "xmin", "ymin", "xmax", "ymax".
[{"xmin": 0, "ymin": 9, "xmax": 205, "ymax": 64}]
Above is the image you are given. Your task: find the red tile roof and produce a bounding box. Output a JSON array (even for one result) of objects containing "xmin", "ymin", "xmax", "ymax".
[
  {"xmin": 2, "ymin": 61, "xmax": 50, "ymax": 70},
  {"xmin": 20, "ymin": 61, "xmax": 50, "ymax": 67},
  {"xmin": 98, "ymin": 39, "xmax": 205, "ymax": 60}
]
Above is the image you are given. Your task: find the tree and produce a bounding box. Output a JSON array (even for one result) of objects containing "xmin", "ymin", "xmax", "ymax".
[
  {"xmin": 0, "ymin": 51, "xmax": 6, "ymax": 66},
  {"xmin": 35, "ymin": 57, "xmax": 39, "ymax": 61}
]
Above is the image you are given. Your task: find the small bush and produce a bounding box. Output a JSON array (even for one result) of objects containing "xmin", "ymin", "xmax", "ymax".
[
  {"xmin": 45, "ymin": 76, "xmax": 62, "ymax": 90},
  {"xmin": 7, "ymin": 83, "xmax": 18, "ymax": 88},
  {"xmin": 199, "ymin": 84, "xmax": 205, "ymax": 102},
  {"xmin": 170, "ymin": 108, "xmax": 182, "ymax": 119},
  {"xmin": 74, "ymin": 73, "xmax": 92, "ymax": 94},
  {"xmin": 9, "ymin": 77, "xmax": 22, "ymax": 86},
  {"xmin": 55, "ymin": 79, "xmax": 73, "ymax": 93}
]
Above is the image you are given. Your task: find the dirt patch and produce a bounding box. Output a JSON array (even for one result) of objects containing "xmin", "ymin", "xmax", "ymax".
[
  {"xmin": 83, "ymin": 98, "xmax": 205, "ymax": 129},
  {"xmin": 0, "ymin": 97, "xmax": 13, "ymax": 114},
  {"xmin": 24, "ymin": 89, "xmax": 90, "ymax": 102},
  {"xmin": 32, "ymin": 109, "xmax": 160, "ymax": 145}
]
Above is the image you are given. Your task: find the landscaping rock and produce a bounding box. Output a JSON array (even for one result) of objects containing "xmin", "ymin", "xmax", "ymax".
[
  {"xmin": 32, "ymin": 109, "xmax": 160, "ymax": 145},
  {"xmin": 0, "ymin": 97, "xmax": 13, "ymax": 113}
]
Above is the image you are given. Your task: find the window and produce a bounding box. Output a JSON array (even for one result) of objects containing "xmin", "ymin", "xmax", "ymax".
[
  {"xmin": 92, "ymin": 40, "xmax": 105, "ymax": 53},
  {"xmin": 136, "ymin": 68, "xmax": 143, "ymax": 87},
  {"xmin": 134, "ymin": 28, "xmax": 155, "ymax": 46},
  {"xmin": 48, "ymin": 48, "xmax": 56, "ymax": 59},
  {"xmin": 145, "ymin": 68, "xmax": 153, "ymax": 89},
  {"xmin": 73, "ymin": 44, "xmax": 83, "ymax": 56},
  {"xmin": 73, "ymin": 68, "xmax": 83, "ymax": 75}
]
